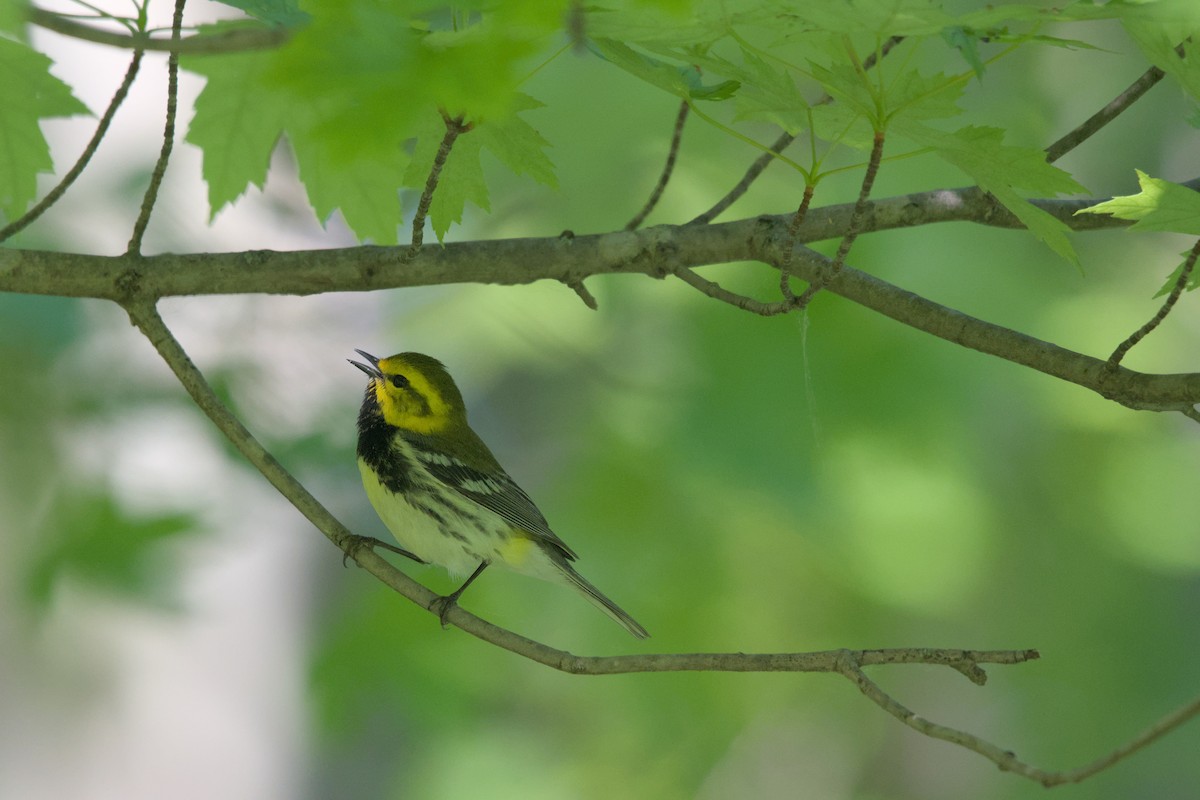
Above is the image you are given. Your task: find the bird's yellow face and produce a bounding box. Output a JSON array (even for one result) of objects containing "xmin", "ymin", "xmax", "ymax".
[{"xmin": 350, "ymin": 350, "xmax": 466, "ymax": 434}]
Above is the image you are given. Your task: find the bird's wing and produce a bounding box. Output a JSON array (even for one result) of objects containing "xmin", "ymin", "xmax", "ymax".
[{"xmin": 407, "ymin": 437, "xmax": 578, "ymax": 561}]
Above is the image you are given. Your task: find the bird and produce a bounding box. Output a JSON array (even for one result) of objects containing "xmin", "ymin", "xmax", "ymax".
[{"xmin": 349, "ymin": 349, "xmax": 649, "ymax": 638}]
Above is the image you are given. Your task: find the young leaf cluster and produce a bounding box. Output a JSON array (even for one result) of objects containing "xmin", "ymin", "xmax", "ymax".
[{"xmin": 3, "ymin": 0, "xmax": 1199, "ymax": 261}]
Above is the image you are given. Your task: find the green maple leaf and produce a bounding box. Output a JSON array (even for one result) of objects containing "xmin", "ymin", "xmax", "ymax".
[
  {"xmin": 291, "ymin": 118, "xmax": 408, "ymax": 245},
  {"xmin": 1153, "ymin": 257, "xmax": 1200, "ymax": 298},
  {"xmin": 184, "ymin": 49, "xmax": 291, "ymax": 216},
  {"xmin": 768, "ymin": 0, "xmax": 954, "ymax": 37},
  {"xmin": 473, "ymin": 93, "xmax": 557, "ymax": 190},
  {"xmin": 1077, "ymin": 171, "xmax": 1200, "ymax": 235},
  {"xmin": 404, "ymin": 110, "xmax": 489, "ymax": 242},
  {"xmin": 590, "ymin": 38, "xmax": 739, "ymax": 102},
  {"xmin": 212, "ymin": 0, "xmax": 309, "ymax": 26},
  {"xmin": 185, "ymin": 42, "xmax": 409, "ymax": 243},
  {"xmin": 899, "ymin": 122, "xmax": 1086, "ymax": 264},
  {"xmin": 810, "ymin": 59, "xmax": 964, "ymax": 130},
  {"xmin": 404, "ymin": 95, "xmax": 556, "ymax": 241},
  {"xmin": 0, "ymin": 39, "xmax": 90, "ymax": 220},
  {"xmin": 689, "ymin": 47, "xmax": 810, "ymax": 134},
  {"xmin": 0, "ymin": 1, "xmax": 25, "ymax": 36}
]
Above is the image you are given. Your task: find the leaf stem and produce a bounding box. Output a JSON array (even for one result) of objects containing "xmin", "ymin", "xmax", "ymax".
[{"xmin": 126, "ymin": 0, "xmax": 185, "ymax": 255}]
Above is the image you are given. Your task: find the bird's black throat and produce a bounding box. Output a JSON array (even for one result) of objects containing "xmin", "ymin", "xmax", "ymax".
[{"xmin": 356, "ymin": 387, "xmax": 413, "ymax": 494}]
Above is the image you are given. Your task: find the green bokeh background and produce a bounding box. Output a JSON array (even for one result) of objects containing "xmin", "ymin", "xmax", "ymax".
[{"xmin": 2, "ymin": 12, "xmax": 1198, "ymax": 800}]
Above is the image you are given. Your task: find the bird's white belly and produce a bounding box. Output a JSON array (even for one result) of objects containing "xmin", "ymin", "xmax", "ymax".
[{"xmin": 359, "ymin": 459, "xmax": 507, "ymax": 577}]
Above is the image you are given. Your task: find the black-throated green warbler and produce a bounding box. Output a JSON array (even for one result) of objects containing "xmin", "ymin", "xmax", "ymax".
[{"xmin": 350, "ymin": 350, "xmax": 649, "ymax": 639}]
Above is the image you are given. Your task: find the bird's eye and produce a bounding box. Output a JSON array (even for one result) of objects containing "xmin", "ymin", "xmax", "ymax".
[{"xmin": 390, "ymin": 374, "xmax": 410, "ymax": 389}]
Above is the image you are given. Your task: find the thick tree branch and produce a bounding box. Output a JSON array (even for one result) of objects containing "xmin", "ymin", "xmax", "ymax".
[
  {"xmin": 27, "ymin": 5, "xmax": 290, "ymax": 53},
  {"xmin": 765, "ymin": 245, "xmax": 1200, "ymax": 413},
  {"xmin": 0, "ymin": 186, "xmax": 1145, "ymax": 298},
  {"xmin": 7, "ymin": 186, "xmax": 1199, "ymax": 413}
]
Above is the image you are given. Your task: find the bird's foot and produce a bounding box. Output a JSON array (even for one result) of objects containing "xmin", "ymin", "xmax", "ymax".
[
  {"xmin": 341, "ymin": 535, "xmax": 424, "ymax": 567},
  {"xmin": 428, "ymin": 593, "xmax": 462, "ymax": 629}
]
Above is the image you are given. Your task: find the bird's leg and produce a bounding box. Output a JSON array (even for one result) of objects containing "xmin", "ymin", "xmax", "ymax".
[
  {"xmin": 430, "ymin": 561, "xmax": 489, "ymax": 628},
  {"xmin": 341, "ymin": 534, "xmax": 425, "ymax": 567}
]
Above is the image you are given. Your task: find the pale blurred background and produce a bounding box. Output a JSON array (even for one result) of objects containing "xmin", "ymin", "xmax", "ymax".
[{"xmin": 2, "ymin": 3, "xmax": 1199, "ymax": 799}]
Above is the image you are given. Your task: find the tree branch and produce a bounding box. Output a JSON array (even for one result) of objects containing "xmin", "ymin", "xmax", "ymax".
[
  {"xmin": 626, "ymin": 100, "xmax": 689, "ymax": 230},
  {"xmin": 27, "ymin": 5, "xmax": 291, "ymax": 54},
  {"xmin": 7, "ymin": 186, "xmax": 1199, "ymax": 413},
  {"xmin": 838, "ymin": 653, "xmax": 1200, "ymax": 787},
  {"xmin": 761, "ymin": 244, "xmax": 1200, "ymax": 413},
  {"xmin": 1045, "ymin": 61, "xmax": 1166, "ymax": 163},
  {"xmin": 407, "ymin": 112, "xmax": 472, "ymax": 259},
  {"xmin": 791, "ymin": 130, "xmax": 885, "ymax": 310},
  {"xmin": 120, "ymin": 297, "xmax": 1079, "ymax": 784},
  {"xmin": 776, "ymin": 183, "xmax": 815, "ymax": 305},
  {"xmin": 1106, "ymin": 239, "xmax": 1199, "ymax": 368},
  {"xmin": 126, "ymin": 0, "xmax": 186, "ymax": 256},
  {"xmin": 121, "ymin": 299, "xmax": 1039, "ymax": 683},
  {"xmin": 0, "ymin": 185, "xmax": 1146, "ymax": 298}
]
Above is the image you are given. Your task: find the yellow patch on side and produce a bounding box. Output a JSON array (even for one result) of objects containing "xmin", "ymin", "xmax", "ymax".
[{"xmin": 495, "ymin": 533, "xmax": 535, "ymax": 568}]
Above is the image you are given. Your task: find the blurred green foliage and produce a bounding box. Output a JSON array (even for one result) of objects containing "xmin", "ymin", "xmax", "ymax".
[{"xmin": 2, "ymin": 1, "xmax": 1199, "ymax": 799}]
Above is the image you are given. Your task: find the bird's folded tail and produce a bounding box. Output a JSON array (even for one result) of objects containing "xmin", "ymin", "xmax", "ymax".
[{"xmin": 556, "ymin": 561, "xmax": 649, "ymax": 639}]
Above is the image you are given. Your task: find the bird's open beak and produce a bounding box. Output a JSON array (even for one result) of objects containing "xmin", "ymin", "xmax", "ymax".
[{"xmin": 348, "ymin": 349, "xmax": 382, "ymax": 379}]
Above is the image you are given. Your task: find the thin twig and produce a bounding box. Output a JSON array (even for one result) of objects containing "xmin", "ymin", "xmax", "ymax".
[
  {"xmin": 27, "ymin": 5, "xmax": 290, "ymax": 54},
  {"xmin": 407, "ymin": 112, "xmax": 472, "ymax": 260},
  {"xmin": 121, "ymin": 299, "xmax": 1036, "ymax": 684},
  {"xmin": 126, "ymin": 0, "xmax": 186, "ymax": 256},
  {"xmin": 566, "ymin": 0, "xmax": 587, "ymax": 54},
  {"xmin": 104, "ymin": 307, "xmax": 1200, "ymax": 787},
  {"xmin": 674, "ymin": 267, "xmax": 792, "ymax": 316},
  {"xmin": 7, "ymin": 190, "xmax": 1200, "ymax": 412},
  {"xmin": 565, "ymin": 277, "xmax": 598, "ymax": 309},
  {"xmin": 838, "ymin": 652, "xmax": 1200, "ymax": 787},
  {"xmin": 830, "ymin": 131, "xmax": 885, "ymax": 271},
  {"xmin": 626, "ymin": 100, "xmax": 689, "ymax": 230},
  {"xmin": 689, "ymin": 130, "xmax": 796, "ymax": 225},
  {"xmin": 690, "ymin": 35, "xmax": 902, "ymax": 225},
  {"xmin": 778, "ymin": 184, "xmax": 816, "ymax": 303},
  {"xmin": 0, "ymin": 50, "xmax": 144, "ymax": 244},
  {"xmin": 791, "ymin": 129, "xmax": 884, "ymax": 310},
  {"xmin": 1106, "ymin": 239, "xmax": 1200, "ymax": 368},
  {"xmin": 1045, "ymin": 64, "xmax": 1165, "ymax": 163},
  {"xmin": 1042, "ymin": 695, "xmax": 1200, "ymax": 786}
]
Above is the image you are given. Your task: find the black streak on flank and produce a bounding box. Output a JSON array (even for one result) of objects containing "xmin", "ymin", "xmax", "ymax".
[{"xmin": 356, "ymin": 387, "xmax": 412, "ymax": 494}]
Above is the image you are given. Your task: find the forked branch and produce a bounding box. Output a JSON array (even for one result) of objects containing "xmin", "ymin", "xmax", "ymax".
[{"xmin": 839, "ymin": 655, "xmax": 1200, "ymax": 787}]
